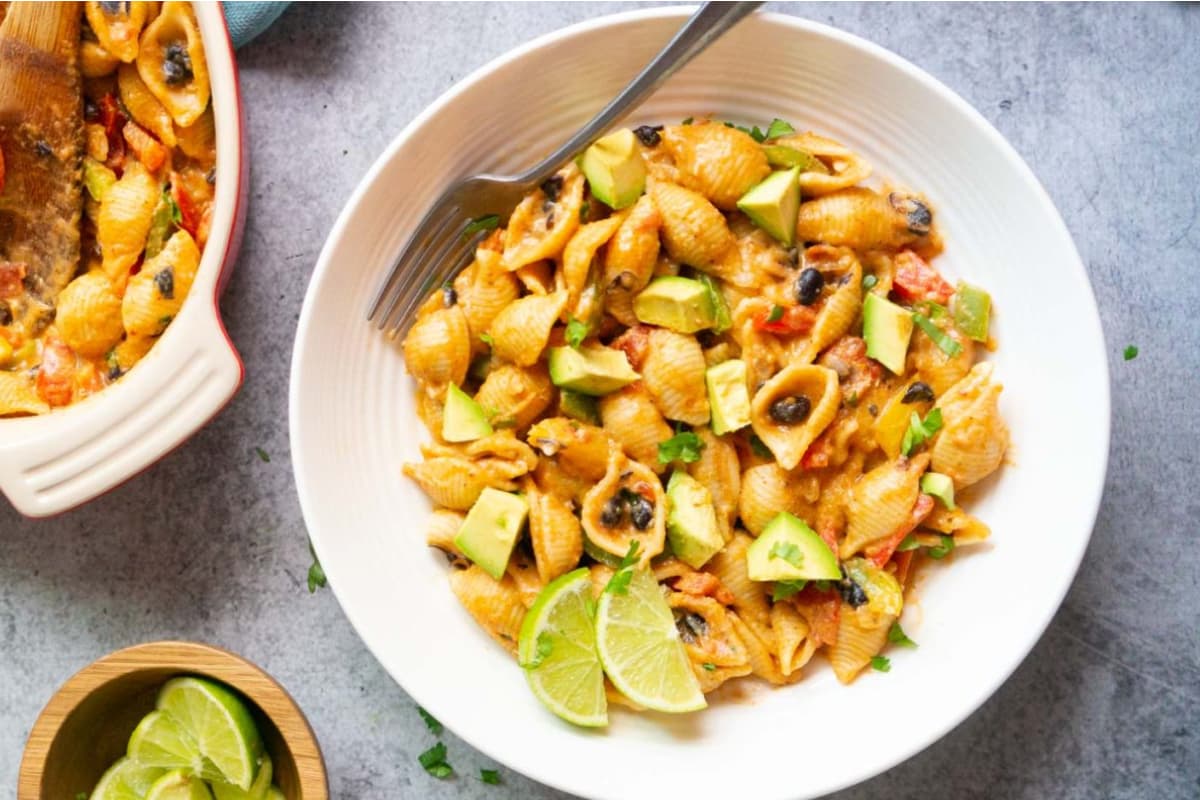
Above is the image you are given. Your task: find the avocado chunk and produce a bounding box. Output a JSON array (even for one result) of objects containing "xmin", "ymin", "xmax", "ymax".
[
  {"xmin": 454, "ymin": 487, "xmax": 529, "ymax": 579},
  {"xmin": 705, "ymin": 359, "xmax": 751, "ymax": 435},
  {"xmin": 736, "ymin": 166, "xmax": 801, "ymax": 247},
  {"xmin": 633, "ymin": 276, "xmax": 717, "ymax": 333},
  {"xmin": 442, "ymin": 383, "xmax": 493, "ymax": 443},
  {"xmin": 920, "ymin": 472, "xmax": 956, "ymax": 509},
  {"xmin": 746, "ymin": 512, "xmax": 841, "ymax": 582},
  {"xmin": 580, "ymin": 128, "xmax": 647, "ymax": 210},
  {"xmin": 548, "ymin": 345, "xmax": 639, "ymax": 396},
  {"xmin": 559, "ymin": 389, "xmax": 600, "ymax": 425},
  {"xmin": 696, "ymin": 274, "xmax": 731, "ymax": 333},
  {"xmin": 665, "ymin": 471, "xmax": 725, "ymax": 569},
  {"xmin": 862, "ymin": 293, "xmax": 914, "ymax": 374}
]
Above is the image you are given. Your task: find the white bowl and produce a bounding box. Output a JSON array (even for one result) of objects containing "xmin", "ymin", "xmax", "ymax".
[
  {"xmin": 290, "ymin": 9, "xmax": 1109, "ymax": 799},
  {"xmin": 0, "ymin": 5, "xmax": 246, "ymax": 518}
]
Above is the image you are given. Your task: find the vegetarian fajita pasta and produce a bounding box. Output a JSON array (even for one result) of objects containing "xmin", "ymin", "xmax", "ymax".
[
  {"xmin": 0, "ymin": 1, "xmax": 215, "ymax": 416},
  {"xmin": 401, "ymin": 118, "xmax": 1007, "ymax": 725}
]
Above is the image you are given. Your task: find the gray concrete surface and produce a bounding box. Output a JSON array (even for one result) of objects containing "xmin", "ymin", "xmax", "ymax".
[{"xmin": 2, "ymin": 3, "xmax": 1198, "ymax": 798}]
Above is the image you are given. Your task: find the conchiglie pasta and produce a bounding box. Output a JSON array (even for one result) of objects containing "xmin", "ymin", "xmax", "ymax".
[
  {"xmin": 930, "ymin": 363, "xmax": 1007, "ymax": 488},
  {"xmin": 651, "ymin": 181, "xmax": 734, "ymax": 269},
  {"xmin": 55, "ymin": 272, "xmax": 125, "ymax": 357},
  {"xmin": 403, "ymin": 305, "xmax": 471, "ymax": 391},
  {"xmin": 98, "ymin": 161, "xmax": 160, "ymax": 284},
  {"xmin": 454, "ymin": 248, "xmax": 521, "ymax": 343},
  {"xmin": 794, "ymin": 246, "xmax": 863, "ymax": 364},
  {"xmin": 770, "ymin": 131, "xmax": 872, "ymax": 197},
  {"xmin": 686, "ymin": 428, "xmax": 740, "ymax": 541},
  {"xmin": 908, "ymin": 314, "xmax": 975, "ymax": 395},
  {"xmin": 448, "ymin": 565, "xmax": 526, "ymax": 655},
  {"xmin": 118, "ymin": 63, "xmax": 177, "ymax": 147},
  {"xmin": 0, "ymin": 372, "xmax": 49, "ymax": 416},
  {"xmin": 562, "ymin": 215, "xmax": 625, "ymax": 316},
  {"xmin": 136, "ymin": 1, "xmax": 211, "ymax": 127},
  {"xmin": 121, "ymin": 229, "xmax": 201, "ymax": 337},
  {"xmin": 526, "ymin": 417, "xmax": 611, "ymax": 482},
  {"xmin": 925, "ymin": 504, "xmax": 991, "ymax": 545},
  {"xmin": 750, "ymin": 365, "xmax": 841, "ymax": 470},
  {"xmin": 85, "ymin": 1, "xmax": 150, "ymax": 63},
  {"xmin": 841, "ymin": 453, "xmax": 930, "ymax": 558},
  {"xmin": 602, "ymin": 194, "xmax": 661, "ymax": 325},
  {"xmin": 403, "ymin": 457, "xmax": 494, "ymax": 510},
  {"xmin": 175, "ymin": 106, "xmax": 216, "ymax": 164},
  {"xmin": 489, "ymin": 290, "xmax": 567, "ymax": 367},
  {"xmin": 597, "ymin": 384, "xmax": 673, "ymax": 472},
  {"xmin": 668, "ymin": 593, "xmax": 753, "ymax": 691},
  {"xmin": 527, "ymin": 479, "xmax": 584, "ymax": 584},
  {"xmin": 738, "ymin": 463, "xmax": 818, "ymax": 536},
  {"xmin": 771, "ymin": 601, "xmax": 816, "ymax": 677},
  {"xmin": 426, "ymin": 509, "xmax": 467, "ymax": 563},
  {"xmin": 81, "ymin": 40, "xmax": 121, "ymax": 78},
  {"xmin": 796, "ymin": 188, "xmax": 925, "ymax": 252},
  {"xmin": 727, "ymin": 610, "xmax": 785, "ymax": 685},
  {"xmin": 473, "ymin": 364, "xmax": 555, "ymax": 432},
  {"xmin": 661, "ymin": 123, "xmax": 770, "ymax": 210},
  {"xmin": 580, "ymin": 447, "xmax": 666, "ymax": 562},
  {"xmin": 501, "ymin": 165, "xmax": 584, "ymax": 271},
  {"xmin": 829, "ymin": 605, "xmax": 894, "ymax": 684},
  {"xmin": 640, "ymin": 329, "xmax": 709, "ymax": 426},
  {"xmin": 705, "ymin": 532, "xmax": 770, "ymax": 635}
]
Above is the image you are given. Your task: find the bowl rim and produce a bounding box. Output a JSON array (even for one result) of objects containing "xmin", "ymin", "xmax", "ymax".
[
  {"xmin": 291, "ymin": 6, "xmax": 1111, "ymax": 799},
  {"xmin": 17, "ymin": 640, "xmax": 328, "ymax": 800}
]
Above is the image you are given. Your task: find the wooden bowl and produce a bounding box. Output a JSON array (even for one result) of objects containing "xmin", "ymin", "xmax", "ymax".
[{"xmin": 17, "ymin": 641, "xmax": 328, "ymax": 800}]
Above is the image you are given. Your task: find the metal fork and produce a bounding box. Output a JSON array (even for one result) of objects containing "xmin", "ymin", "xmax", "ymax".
[{"xmin": 366, "ymin": 1, "xmax": 764, "ymax": 336}]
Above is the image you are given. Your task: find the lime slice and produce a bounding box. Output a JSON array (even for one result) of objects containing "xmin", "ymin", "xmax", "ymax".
[
  {"xmin": 156, "ymin": 677, "xmax": 264, "ymax": 790},
  {"xmin": 127, "ymin": 711, "xmax": 205, "ymax": 771},
  {"xmin": 89, "ymin": 757, "xmax": 165, "ymax": 800},
  {"xmin": 595, "ymin": 567, "xmax": 706, "ymax": 713},
  {"xmin": 518, "ymin": 567, "xmax": 608, "ymax": 727},
  {"xmin": 144, "ymin": 770, "xmax": 214, "ymax": 800},
  {"xmin": 211, "ymin": 754, "xmax": 272, "ymax": 800}
]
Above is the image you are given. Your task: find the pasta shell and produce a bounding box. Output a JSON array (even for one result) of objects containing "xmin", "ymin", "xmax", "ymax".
[
  {"xmin": 721, "ymin": 215, "xmax": 794, "ymax": 289},
  {"xmin": 686, "ymin": 427, "xmax": 740, "ymax": 541},
  {"xmin": 727, "ymin": 610, "xmax": 784, "ymax": 685},
  {"xmin": 533, "ymin": 459, "xmax": 592, "ymax": 508},
  {"xmin": 527, "ymin": 480, "xmax": 584, "ymax": 584},
  {"xmin": 85, "ymin": 1, "xmax": 150, "ymax": 63},
  {"xmin": 737, "ymin": 463, "xmax": 819, "ymax": 536},
  {"xmin": 55, "ymin": 272, "xmax": 124, "ymax": 357},
  {"xmin": 112, "ymin": 333, "xmax": 156, "ymax": 372},
  {"xmin": 426, "ymin": 509, "xmax": 468, "ymax": 565},
  {"xmin": 641, "ymin": 329, "xmax": 709, "ymax": 426},
  {"xmin": 829, "ymin": 604, "xmax": 894, "ymax": 684},
  {"xmin": 175, "ymin": 106, "xmax": 215, "ymax": 164},
  {"xmin": 602, "ymin": 194, "xmax": 661, "ymax": 325},
  {"xmin": 121, "ymin": 229, "xmax": 200, "ymax": 337},
  {"xmin": 930, "ymin": 362, "xmax": 1007, "ymax": 488},
  {"xmin": 98, "ymin": 161, "xmax": 160, "ymax": 284},
  {"xmin": 402, "ymin": 305, "xmax": 471, "ymax": 391},
  {"xmin": 925, "ymin": 505, "xmax": 991, "ymax": 545},
  {"xmin": 705, "ymin": 532, "xmax": 770, "ymax": 635},
  {"xmin": 661, "ymin": 123, "xmax": 770, "ymax": 210},
  {"xmin": 562, "ymin": 214, "xmax": 625, "ymax": 315},
  {"xmin": 137, "ymin": 1, "xmax": 211, "ymax": 127},
  {"xmin": 526, "ymin": 417, "xmax": 611, "ymax": 482},
  {"xmin": 514, "ymin": 260, "xmax": 554, "ymax": 295},
  {"xmin": 118, "ymin": 63, "xmax": 177, "ymax": 147},
  {"xmin": 0, "ymin": 372, "xmax": 49, "ymax": 416},
  {"xmin": 505, "ymin": 547, "xmax": 545, "ymax": 609},
  {"xmin": 908, "ymin": 313, "xmax": 975, "ymax": 395},
  {"xmin": 770, "ymin": 601, "xmax": 815, "ymax": 677},
  {"xmin": 794, "ymin": 246, "xmax": 863, "ymax": 364},
  {"xmin": 668, "ymin": 593, "xmax": 752, "ymax": 692},
  {"xmin": 597, "ymin": 383, "xmax": 673, "ymax": 472},
  {"xmin": 473, "ymin": 363, "xmax": 555, "ymax": 432},
  {"xmin": 796, "ymin": 188, "xmax": 924, "ymax": 252},
  {"xmin": 465, "ymin": 430, "xmax": 539, "ymax": 473},
  {"xmin": 501, "ymin": 165, "xmax": 585, "ymax": 271},
  {"xmin": 841, "ymin": 453, "xmax": 930, "ymax": 558},
  {"xmin": 453, "ymin": 249, "xmax": 521, "ymax": 343},
  {"xmin": 448, "ymin": 565, "xmax": 526, "ymax": 655},
  {"xmin": 770, "ymin": 131, "xmax": 872, "ymax": 197},
  {"xmin": 580, "ymin": 447, "xmax": 666, "ymax": 562},
  {"xmin": 403, "ymin": 456, "xmax": 492, "ymax": 510},
  {"xmin": 81, "ymin": 40, "xmax": 120, "ymax": 78},
  {"xmin": 650, "ymin": 181, "xmax": 734, "ymax": 268},
  {"xmin": 750, "ymin": 365, "xmax": 841, "ymax": 470},
  {"xmin": 489, "ymin": 289, "xmax": 567, "ymax": 367}
]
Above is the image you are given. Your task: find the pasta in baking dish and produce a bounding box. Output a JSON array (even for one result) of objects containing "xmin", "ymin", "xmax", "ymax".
[
  {"xmin": 0, "ymin": 1, "xmax": 214, "ymax": 416},
  {"xmin": 401, "ymin": 118, "xmax": 1007, "ymax": 705}
]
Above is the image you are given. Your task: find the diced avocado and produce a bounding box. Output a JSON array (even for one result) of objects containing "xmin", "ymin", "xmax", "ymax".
[
  {"xmin": 736, "ymin": 166, "xmax": 801, "ymax": 247},
  {"xmin": 920, "ymin": 472, "xmax": 956, "ymax": 509},
  {"xmin": 953, "ymin": 282, "xmax": 991, "ymax": 342},
  {"xmin": 633, "ymin": 276, "xmax": 716, "ymax": 333},
  {"xmin": 863, "ymin": 293, "xmax": 914, "ymax": 374},
  {"xmin": 454, "ymin": 488, "xmax": 529, "ymax": 579},
  {"xmin": 705, "ymin": 359, "xmax": 751, "ymax": 435},
  {"xmin": 665, "ymin": 471, "xmax": 725, "ymax": 569},
  {"xmin": 760, "ymin": 145, "xmax": 830, "ymax": 174},
  {"xmin": 559, "ymin": 389, "xmax": 600, "ymax": 425},
  {"xmin": 696, "ymin": 274, "xmax": 731, "ymax": 333},
  {"xmin": 746, "ymin": 512, "xmax": 841, "ymax": 582},
  {"xmin": 580, "ymin": 128, "xmax": 647, "ymax": 210},
  {"xmin": 548, "ymin": 346, "xmax": 639, "ymax": 396},
  {"xmin": 442, "ymin": 383, "xmax": 493, "ymax": 442}
]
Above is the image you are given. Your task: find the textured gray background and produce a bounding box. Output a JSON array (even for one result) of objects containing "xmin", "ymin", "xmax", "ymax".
[{"xmin": 2, "ymin": 3, "xmax": 1198, "ymax": 798}]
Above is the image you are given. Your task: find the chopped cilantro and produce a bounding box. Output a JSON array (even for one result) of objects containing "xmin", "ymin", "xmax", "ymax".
[
  {"xmin": 166, "ymin": 191, "xmax": 182, "ymax": 225},
  {"xmin": 580, "ymin": 199, "xmax": 590, "ymax": 221},
  {"xmin": 603, "ymin": 541, "xmax": 641, "ymax": 595},
  {"xmin": 418, "ymin": 742, "xmax": 453, "ymax": 778},
  {"xmin": 76, "ymin": 794, "xmax": 87, "ymax": 800},
  {"xmin": 862, "ymin": 274, "xmax": 878, "ymax": 290},
  {"xmin": 306, "ymin": 541, "xmax": 327, "ymax": 593},
  {"xmin": 764, "ymin": 118, "xmax": 796, "ymax": 139},
  {"xmin": 769, "ymin": 541, "xmax": 804, "ymax": 569},
  {"xmin": 254, "ymin": 447, "xmax": 270, "ymax": 463},
  {"xmin": 480, "ymin": 769, "xmax": 501, "ymax": 785},
  {"xmin": 479, "ymin": 332, "xmax": 494, "ymax": 347},
  {"xmin": 463, "ymin": 214, "xmax": 501, "ymax": 238},
  {"xmin": 870, "ymin": 655, "xmax": 891, "ymax": 672},
  {"xmin": 701, "ymin": 662, "xmax": 717, "ymax": 671},
  {"xmin": 900, "ymin": 408, "xmax": 943, "ymax": 456},
  {"xmin": 772, "ymin": 579, "xmax": 807, "ymax": 601},
  {"xmin": 767, "ymin": 304, "xmax": 784, "ymax": 322},
  {"xmin": 927, "ymin": 534, "xmax": 955, "ymax": 560},
  {"xmin": 418, "ymin": 705, "xmax": 443, "ymax": 735},
  {"xmin": 681, "ymin": 116, "xmax": 694, "ymax": 125},
  {"xmin": 1123, "ymin": 345, "xmax": 1138, "ymax": 361},
  {"xmin": 912, "ymin": 312, "xmax": 963, "ymax": 357},
  {"xmin": 521, "ymin": 632, "xmax": 554, "ymax": 669},
  {"xmin": 749, "ymin": 434, "xmax": 773, "ymax": 459},
  {"xmin": 888, "ymin": 621, "xmax": 918, "ymax": 648},
  {"xmin": 565, "ymin": 317, "xmax": 588, "ymax": 349},
  {"xmin": 896, "ymin": 534, "xmax": 921, "ymax": 552},
  {"xmin": 813, "ymin": 579, "xmax": 836, "ymax": 593},
  {"xmin": 657, "ymin": 430, "xmax": 705, "ymax": 464}
]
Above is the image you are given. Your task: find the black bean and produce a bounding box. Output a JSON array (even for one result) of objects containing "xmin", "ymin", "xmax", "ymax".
[
  {"xmin": 0, "ymin": 302, "xmax": 10, "ymax": 326},
  {"xmin": 794, "ymin": 268, "xmax": 824, "ymax": 305},
  {"xmin": 99, "ymin": 0, "xmax": 124, "ymax": 13},
  {"xmin": 442, "ymin": 285, "xmax": 457, "ymax": 308},
  {"xmin": 163, "ymin": 42, "xmax": 193, "ymax": 86},
  {"xmin": 839, "ymin": 577, "xmax": 868, "ymax": 608},
  {"xmin": 902, "ymin": 381, "xmax": 935, "ymax": 404},
  {"xmin": 205, "ymin": 168, "xmax": 217, "ymax": 185},
  {"xmin": 540, "ymin": 175, "xmax": 563, "ymax": 203},
  {"xmin": 84, "ymin": 97, "xmax": 99, "ymax": 122},
  {"xmin": 675, "ymin": 611, "xmax": 708, "ymax": 644},
  {"xmin": 34, "ymin": 141, "xmax": 52, "ymax": 157},
  {"xmin": 695, "ymin": 329, "xmax": 719, "ymax": 349},
  {"xmin": 600, "ymin": 496, "xmax": 625, "ymax": 527},
  {"xmin": 889, "ymin": 192, "xmax": 932, "ymax": 235},
  {"xmin": 154, "ymin": 267, "xmax": 174, "ymax": 300},
  {"xmin": 769, "ymin": 395, "xmax": 811, "ymax": 425},
  {"xmin": 629, "ymin": 495, "xmax": 654, "ymax": 530},
  {"xmin": 633, "ymin": 125, "xmax": 663, "ymax": 147}
]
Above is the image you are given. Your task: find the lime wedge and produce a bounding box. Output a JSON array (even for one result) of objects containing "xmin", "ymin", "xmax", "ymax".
[
  {"xmin": 127, "ymin": 711, "xmax": 205, "ymax": 771},
  {"xmin": 144, "ymin": 770, "xmax": 214, "ymax": 800},
  {"xmin": 519, "ymin": 567, "xmax": 608, "ymax": 727},
  {"xmin": 89, "ymin": 757, "xmax": 165, "ymax": 800},
  {"xmin": 155, "ymin": 677, "xmax": 264, "ymax": 790},
  {"xmin": 595, "ymin": 567, "xmax": 706, "ymax": 713},
  {"xmin": 211, "ymin": 754, "xmax": 273, "ymax": 800}
]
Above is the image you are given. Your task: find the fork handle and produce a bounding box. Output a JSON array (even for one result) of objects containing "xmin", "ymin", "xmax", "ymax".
[{"xmin": 517, "ymin": 1, "xmax": 764, "ymax": 185}]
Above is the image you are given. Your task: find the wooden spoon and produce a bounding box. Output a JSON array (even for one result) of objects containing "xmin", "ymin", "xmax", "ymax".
[{"xmin": 0, "ymin": 1, "xmax": 83, "ymax": 324}]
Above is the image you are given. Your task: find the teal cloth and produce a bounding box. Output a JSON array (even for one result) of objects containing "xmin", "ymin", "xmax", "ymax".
[{"xmin": 221, "ymin": 1, "xmax": 290, "ymax": 48}]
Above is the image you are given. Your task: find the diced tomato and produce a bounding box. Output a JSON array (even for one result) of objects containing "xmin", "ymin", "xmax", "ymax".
[
  {"xmin": 0, "ymin": 261, "xmax": 26, "ymax": 299},
  {"xmin": 865, "ymin": 493, "xmax": 935, "ymax": 568},
  {"xmin": 171, "ymin": 175, "xmax": 201, "ymax": 239},
  {"xmin": 36, "ymin": 334, "xmax": 76, "ymax": 407},
  {"xmin": 892, "ymin": 250, "xmax": 953, "ymax": 305},
  {"xmin": 818, "ymin": 335, "xmax": 883, "ymax": 398},
  {"xmin": 99, "ymin": 94, "xmax": 127, "ymax": 174},
  {"xmin": 800, "ymin": 428, "xmax": 835, "ymax": 470},
  {"xmin": 611, "ymin": 324, "xmax": 651, "ymax": 371},
  {"xmin": 123, "ymin": 121, "xmax": 167, "ymax": 172},
  {"xmin": 754, "ymin": 304, "xmax": 817, "ymax": 335},
  {"xmin": 673, "ymin": 571, "xmax": 735, "ymax": 606},
  {"xmin": 793, "ymin": 586, "xmax": 840, "ymax": 646}
]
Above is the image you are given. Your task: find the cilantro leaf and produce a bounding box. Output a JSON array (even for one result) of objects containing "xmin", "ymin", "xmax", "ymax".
[
  {"xmin": 580, "ymin": 199, "xmax": 590, "ymax": 221},
  {"xmin": 418, "ymin": 742, "xmax": 453, "ymax": 778},
  {"xmin": 862, "ymin": 274, "xmax": 878, "ymax": 290},
  {"xmin": 912, "ymin": 312, "xmax": 963, "ymax": 358},
  {"xmin": 480, "ymin": 769, "xmax": 501, "ymax": 785},
  {"xmin": 463, "ymin": 214, "xmax": 501, "ymax": 238},
  {"xmin": 701, "ymin": 662, "xmax": 717, "ymax": 671},
  {"xmin": 417, "ymin": 706, "xmax": 443, "ymax": 735},
  {"xmin": 603, "ymin": 541, "xmax": 641, "ymax": 595},
  {"xmin": 888, "ymin": 621, "xmax": 918, "ymax": 648},
  {"xmin": 479, "ymin": 332, "xmax": 494, "ymax": 347},
  {"xmin": 769, "ymin": 541, "xmax": 804, "ymax": 569},
  {"xmin": 521, "ymin": 632, "xmax": 554, "ymax": 670},
  {"xmin": 1124, "ymin": 345, "xmax": 1138, "ymax": 361},
  {"xmin": 767, "ymin": 304, "xmax": 784, "ymax": 323},
  {"xmin": 927, "ymin": 534, "xmax": 955, "ymax": 560},
  {"xmin": 772, "ymin": 579, "xmax": 807, "ymax": 601},
  {"xmin": 565, "ymin": 317, "xmax": 588, "ymax": 349},
  {"xmin": 166, "ymin": 191, "xmax": 182, "ymax": 225},
  {"xmin": 749, "ymin": 434, "xmax": 773, "ymax": 459},
  {"xmin": 764, "ymin": 118, "xmax": 796, "ymax": 139},
  {"xmin": 900, "ymin": 408, "xmax": 944, "ymax": 457},
  {"xmin": 896, "ymin": 534, "xmax": 921, "ymax": 552},
  {"xmin": 254, "ymin": 447, "xmax": 270, "ymax": 463},
  {"xmin": 870, "ymin": 655, "xmax": 891, "ymax": 672},
  {"xmin": 657, "ymin": 430, "xmax": 705, "ymax": 464},
  {"xmin": 681, "ymin": 116, "xmax": 694, "ymax": 125},
  {"xmin": 697, "ymin": 273, "xmax": 731, "ymax": 333},
  {"xmin": 813, "ymin": 579, "xmax": 836, "ymax": 592},
  {"xmin": 306, "ymin": 541, "xmax": 327, "ymax": 593}
]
